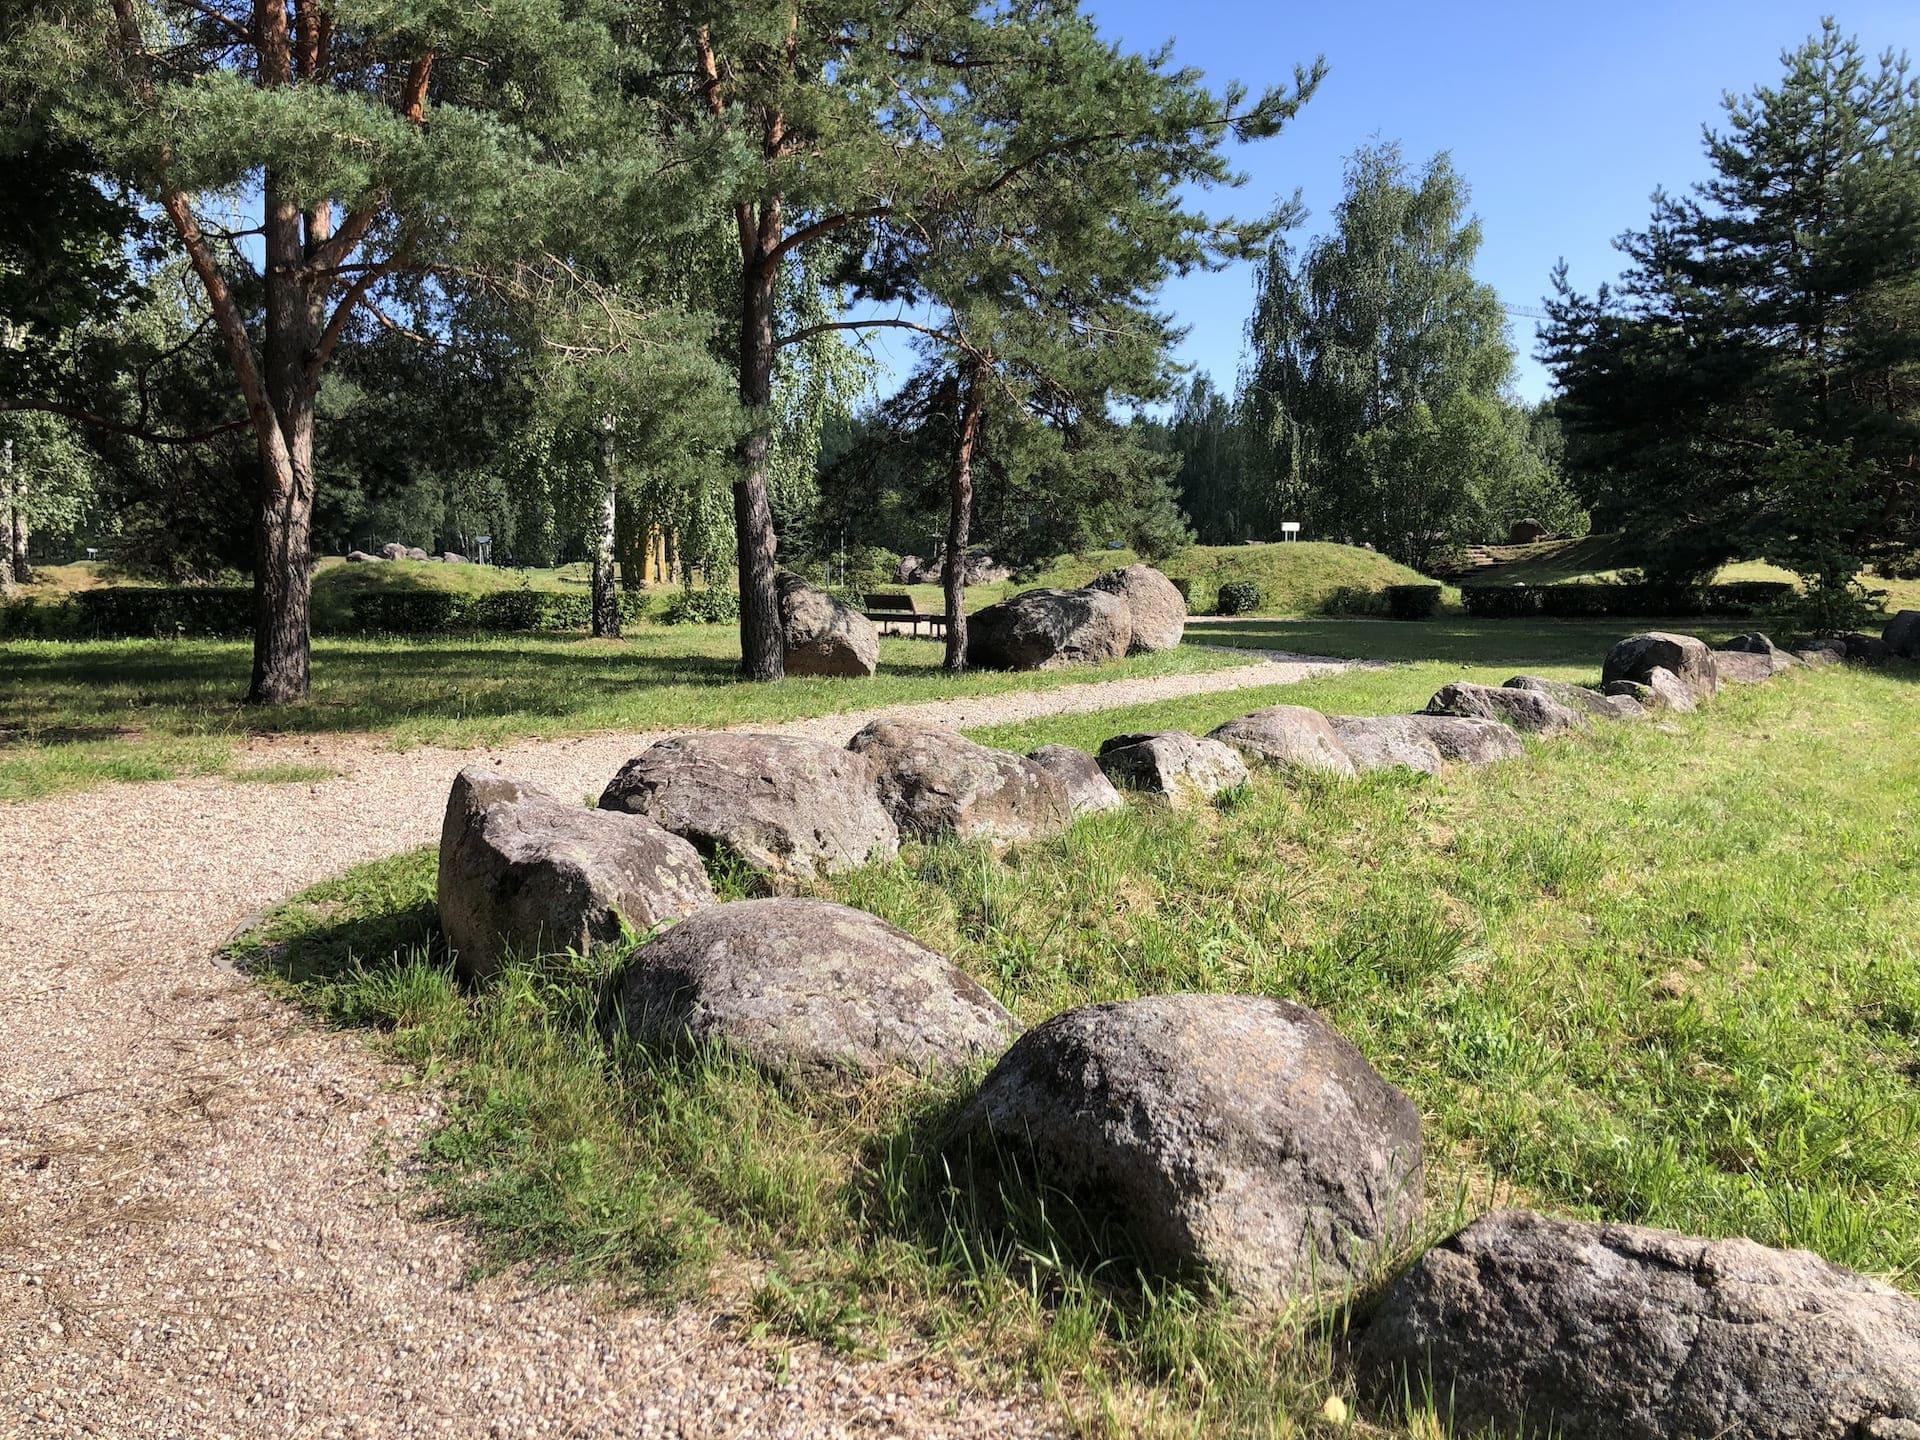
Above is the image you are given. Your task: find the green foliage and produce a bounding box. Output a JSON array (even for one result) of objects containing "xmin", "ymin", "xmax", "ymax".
[
  {"xmin": 1232, "ymin": 144, "xmax": 1555, "ymax": 564},
  {"xmin": 1213, "ymin": 579, "xmax": 1264, "ymax": 615},
  {"xmin": 1460, "ymin": 580, "xmax": 1796, "ymax": 620},
  {"xmin": 1383, "ymin": 584, "xmax": 1442, "ymax": 621},
  {"xmin": 658, "ymin": 587, "xmax": 740, "ymax": 626},
  {"xmin": 1544, "ymin": 21, "xmax": 1920, "ymax": 587}
]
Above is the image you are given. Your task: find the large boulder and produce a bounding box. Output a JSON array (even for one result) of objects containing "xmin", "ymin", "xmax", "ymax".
[
  {"xmin": 1603, "ymin": 631, "xmax": 1719, "ymax": 701},
  {"xmin": 1841, "ymin": 630, "xmax": 1893, "ymax": 664},
  {"xmin": 1886, "ymin": 610, "xmax": 1920, "ymax": 661},
  {"xmin": 1505, "ymin": 674, "xmax": 1638, "ymax": 722},
  {"xmin": 404, "ymin": 545, "xmax": 430, "ymax": 561},
  {"xmin": 1025, "ymin": 744, "xmax": 1126, "ymax": 817},
  {"xmin": 1208, "ymin": 705, "xmax": 1357, "ymax": 778},
  {"xmin": 1087, "ymin": 564, "xmax": 1186, "ymax": 653},
  {"xmin": 1404, "ymin": 715, "xmax": 1525, "ymax": 766},
  {"xmin": 611, "ymin": 899, "xmax": 1016, "ymax": 1084},
  {"xmin": 1608, "ymin": 667, "xmax": 1696, "ymax": 714},
  {"xmin": 441, "ymin": 551, "xmax": 468, "ymax": 564},
  {"xmin": 1509, "ymin": 517, "xmax": 1549, "ymax": 544},
  {"xmin": 1358, "ymin": 1208, "xmax": 1920, "ymax": 1440},
  {"xmin": 776, "ymin": 571, "xmax": 879, "ymax": 678},
  {"xmin": 1326, "ymin": 716, "xmax": 1445, "ymax": 775},
  {"xmin": 1794, "ymin": 641, "xmax": 1845, "ymax": 668},
  {"xmin": 955, "ymin": 994, "xmax": 1424, "ymax": 1305},
  {"xmin": 1096, "ymin": 731, "xmax": 1249, "ymax": 807},
  {"xmin": 966, "ymin": 587, "xmax": 1133, "ymax": 671},
  {"xmin": 1724, "ymin": 632, "xmax": 1799, "ymax": 667},
  {"xmin": 598, "ymin": 733, "xmax": 898, "ymax": 878},
  {"xmin": 378, "ymin": 542, "xmax": 409, "ymax": 561},
  {"xmin": 1714, "ymin": 649, "xmax": 1778, "ymax": 685},
  {"xmin": 345, "ymin": 549, "xmax": 380, "ymax": 563},
  {"xmin": 847, "ymin": 719, "xmax": 1070, "ymax": 843},
  {"xmin": 1425, "ymin": 681, "xmax": 1586, "ymax": 736},
  {"xmin": 894, "ymin": 554, "xmax": 922, "ymax": 585},
  {"xmin": 438, "ymin": 768, "xmax": 714, "ymax": 983}
]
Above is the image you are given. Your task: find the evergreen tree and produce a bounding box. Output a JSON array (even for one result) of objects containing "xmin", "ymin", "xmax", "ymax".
[
  {"xmin": 1543, "ymin": 21, "xmax": 1920, "ymax": 591},
  {"xmin": 4, "ymin": 0, "xmax": 724, "ymax": 698}
]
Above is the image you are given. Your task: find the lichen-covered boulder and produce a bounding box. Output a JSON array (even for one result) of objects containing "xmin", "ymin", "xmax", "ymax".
[
  {"xmin": 955, "ymin": 994, "xmax": 1424, "ymax": 1305},
  {"xmin": 1723, "ymin": 632, "xmax": 1802, "ymax": 673},
  {"xmin": 378, "ymin": 542, "xmax": 409, "ymax": 561},
  {"xmin": 438, "ymin": 768, "xmax": 714, "ymax": 983},
  {"xmin": 598, "ymin": 733, "xmax": 898, "ymax": 878},
  {"xmin": 346, "ymin": 549, "xmax": 380, "ymax": 563},
  {"xmin": 1608, "ymin": 667, "xmax": 1696, "ymax": 714},
  {"xmin": 1886, "ymin": 611, "xmax": 1920, "ymax": 661},
  {"xmin": 1327, "ymin": 716, "xmax": 1445, "ymax": 775},
  {"xmin": 1795, "ymin": 642, "xmax": 1845, "ymax": 667},
  {"xmin": 1096, "ymin": 731, "xmax": 1249, "ymax": 807},
  {"xmin": 847, "ymin": 719, "xmax": 1070, "ymax": 843},
  {"xmin": 1087, "ymin": 564, "xmax": 1187, "ymax": 652},
  {"xmin": 1426, "ymin": 682, "xmax": 1586, "ymax": 736},
  {"xmin": 965, "ymin": 587, "xmax": 1133, "ymax": 671},
  {"xmin": 777, "ymin": 571, "xmax": 879, "ymax": 678},
  {"xmin": 1025, "ymin": 744, "xmax": 1126, "ymax": 817},
  {"xmin": 1603, "ymin": 632, "xmax": 1718, "ymax": 700},
  {"xmin": 404, "ymin": 545, "xmax": 430, "ymax": 561},
  {"xmin": 1504, "ymin": 674, "xmax": 1636, "ymax": 721},
  {"xmin": 1358, "ymin": 1208, "xmax": 1920, "ymax": 1440},
  {"xmin": 1209, "ymin": 705, "xmax": 1357, "ymax": 777},
  {"xmin": 1404, "ymin": 715, "xmax": 1525, "ymax": 765},
  {"xmin": 612, "ymin": 899, "xmax": 1017, "ymax": 1083},
  {"xmin": 1841, "ymin": 630, "xmax": 1893, "ymax": 664}
]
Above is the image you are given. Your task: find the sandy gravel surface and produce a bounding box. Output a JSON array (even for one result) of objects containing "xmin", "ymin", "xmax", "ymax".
[{"xmin": 0, "ymin": 647, "xmax": 1345, "ymax": 1438}]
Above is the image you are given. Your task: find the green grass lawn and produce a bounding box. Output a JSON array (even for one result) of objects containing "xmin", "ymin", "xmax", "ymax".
[
  {"xmin": 0, "ymin": 628, "xmax": 1247, "ymax": 803},
  {"xmin": 234, "ymin": 656, "xmax": 1920, "ymax": 1437}
]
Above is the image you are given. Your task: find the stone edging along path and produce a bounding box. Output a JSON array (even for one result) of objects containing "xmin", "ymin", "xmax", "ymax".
[{"xmin": 0, "ymin": 644, "xmax": 1345, "ymax": 1440}]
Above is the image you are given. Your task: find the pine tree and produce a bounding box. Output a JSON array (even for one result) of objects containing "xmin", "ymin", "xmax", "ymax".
[
  {"xmin": 5, "ymin": 0, "xmax": 721, "ymax": 699},
  {"xmin": 1543, "ymin": 21, "xmax": 1920, "ymax": 587}
]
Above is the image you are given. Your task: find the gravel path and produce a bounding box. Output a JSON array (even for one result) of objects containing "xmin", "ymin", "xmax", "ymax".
[{"xmin": 0, "ymin": 647, "xmax": 1345, "ymax": 1438}]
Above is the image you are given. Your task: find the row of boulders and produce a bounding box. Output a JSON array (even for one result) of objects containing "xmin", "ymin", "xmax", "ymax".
[
  {"xmin": 346, "ymin": 543, "xmax": 467, "ymax": 564},
  {"xmin": 432, "ymin": 626, "xmax": 1920, "ymax": 1437}
]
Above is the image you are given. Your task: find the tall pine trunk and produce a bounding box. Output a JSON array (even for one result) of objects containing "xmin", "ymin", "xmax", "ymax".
[
  {"xmin": 251, "ymin": 179, "xmax": 318, "ymax": 706},
  {"xmin": 942, "ymin": 360, "xmax": 987, "ymax": 673},
  {"xmin": 734, "ymin": 241, "xmax": 784, "ymax": 680},
  {"xmin": 591, "ymin": 418, "xmax": 621, "ymax": 638}
]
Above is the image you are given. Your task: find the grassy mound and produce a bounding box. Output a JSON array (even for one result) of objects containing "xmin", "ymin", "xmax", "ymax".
[
  {"xmin": 308, "ymin": 556, "xmax": 589, "ymax": 627},
  {"xmin": 899, "ymin": 541, "xmax": 1445, "ymax": 616}
]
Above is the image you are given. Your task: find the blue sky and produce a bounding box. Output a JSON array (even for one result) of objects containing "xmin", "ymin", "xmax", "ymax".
[{"xmin": 1010, "ymin": 2, "xmax": 1920, "ymax": 405}]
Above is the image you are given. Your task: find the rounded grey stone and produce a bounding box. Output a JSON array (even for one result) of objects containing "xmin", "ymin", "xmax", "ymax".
[
  {"xmin": 611, "ymin": 899, "xmax": 1017, "ymax": 1083},
  {"xmin": 847, "ymin": 719, "xmax": 1070, "ymax": 843},
  {"xmin": 1209, "ymin": 705, "xmax": 1357, "ymax": 777},
  {"xmin": 965, "ymin": 587, "xmax": 1133, "ymax": 671},
  {"xmin": 1603, "ymin": 631, "xmax": 1719, "ymax": 700},
  {"xmin": 1327, "ymin": 716, "xmax": 1445, "ymax": 774},
  {"xmin": 1096, "ymin": 731, "xmax": 1249, "ymax": 807},
  {"xmin": 438, "ymin": 768, "xmax": 715, "ymax": 983},
  {"xmin": 1359, "ymin": 1208, "xmax": 1920, "ymax": 1440},
  {"xmin": 1024, "ymin": 744, "xmax": 1127, "ymax": 817},
  {"xmin": 777, "ymin": 571, "xmax": 879, "ymax": 677},
  {"xmin": 955, "ymin": 994, "xmax": 1424, "ymax": 1305},
  {"xmin": 1087, "ymin": 563, "xmax": 1187, "ymax": 652},
  {"xmin": 598, "ymin": 733, "xmax": 898, "ymax": 878}
]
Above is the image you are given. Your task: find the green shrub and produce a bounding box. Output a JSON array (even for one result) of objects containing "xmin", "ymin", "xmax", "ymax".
[
  {"xmin": 0, "ymin": 597, "xmax": 78, "ymax": 638},
  {"xmin": 660, "ymin": 587, "xmax": 740, "ymax": 625},
  {"xmin": 1214, "ymin": 579, "xmax": 1264, "ymax": 616},
  {"xmin": 1461, "ymin": 580, "xmax": 1796, "ymax": 619},
  {"xmin": 1762, "ymin": 576, "xmax": 1888, "ymax": 637},
  {"xmin": 1318, "ymin": 585, "xmax": 1386, "ymax": 617},
  {"xmin": 73, "ymin": 586, "xmax": 255, "ymax": 637},
  {"xmin": 1384, "ymin": 584, "xmax": 1442, "ymax": 620}
]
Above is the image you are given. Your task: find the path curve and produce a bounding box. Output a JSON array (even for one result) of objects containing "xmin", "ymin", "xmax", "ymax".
[{"xmin": 0, "ymin": 647, "xmax": 1346, "ymax": 1439}]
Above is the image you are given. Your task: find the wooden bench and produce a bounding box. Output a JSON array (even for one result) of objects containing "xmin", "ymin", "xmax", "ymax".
[{"xmin": 863, "ymin": 592, "xmax": 948, "ymax": 638}]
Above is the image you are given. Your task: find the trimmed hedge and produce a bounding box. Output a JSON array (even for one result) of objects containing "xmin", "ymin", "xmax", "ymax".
[
  {"xmin": 336, "ymin": 589, "xmax": 646, "ymax": 634},
  {"xmin": 74, "ymin": 586, "xmax": 256, "ymax": 637},
  {"xmin": 1384, "ymin": 584, "xmax": 1443, "ymax": 620},
  {"xmin": 1461, "ymin": 580, "xmax": 1795, "ymax": 619},
  {"xmin": 1214, "ymin": 579, "xmax": 1264, "ymax": 616}
]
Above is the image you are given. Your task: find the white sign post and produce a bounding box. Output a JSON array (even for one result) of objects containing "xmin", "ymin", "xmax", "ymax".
[{"xmin": 1280, "ymin": 521, "xmax": 1302, "ymax": 542}]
